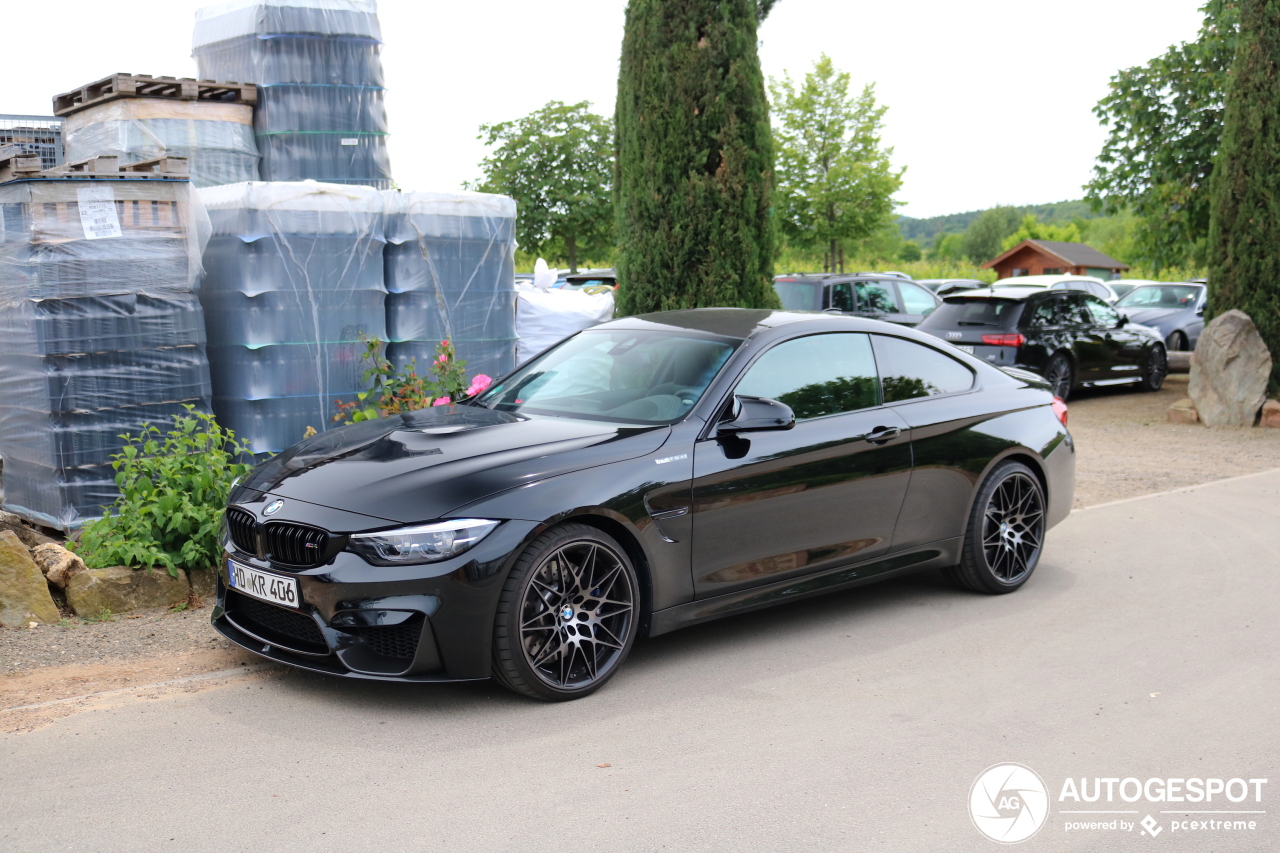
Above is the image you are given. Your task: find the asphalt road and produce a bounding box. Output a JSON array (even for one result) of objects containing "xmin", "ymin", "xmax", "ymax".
[{"xmin": 3, "ymin": 471, "xmax": 1278, "ymax": 852}]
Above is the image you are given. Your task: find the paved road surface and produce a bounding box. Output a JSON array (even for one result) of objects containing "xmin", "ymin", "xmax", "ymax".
[{"xmin": 4, "ymin": 472, "xmax": 1278, "ymax": 852}]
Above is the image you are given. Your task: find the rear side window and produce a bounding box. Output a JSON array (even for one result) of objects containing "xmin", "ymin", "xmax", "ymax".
[
  {"xmin": 1023, "ymin": 297, "xmax": 1064, "ymax": 328},
  {"xmin": 897, "ymin": 281, "xmax": 938, "ymax": 315},
  {"xmin": 736, "ymin": 333, "xmax": 879, "ymax": 419},
  {"xmin": 1084, "ymin": 295, "xmax": 1121, "ymax": 327},
  {"xmin": 774, "ymin": 280, "xmax": 822, "ymax": 311},
  {"xmin": 872, "ymin": 335, "xmax": 975, "ymax": 402},
  {"xmin": 855, "ymin": 280, "xmax": 898, "ymax": 313},
  {"xmin": 923, "ymin": 299, "xmax": 1023, "ymax": 328}
]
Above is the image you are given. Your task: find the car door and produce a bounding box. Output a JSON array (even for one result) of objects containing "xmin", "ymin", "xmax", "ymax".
[
  {"xmin": 690, "ymin": 332, "xmax": 912, "ymax": 599},
  {"xmin": 893, "ymin": 280, "xmax": 941, "ymax": 326},
  {"xmin": 1062, "ymin": 293, "xmax": 1110, "ymax": 381},
  {"xmin": 1084, "ymin": 295, "xmax": 1147, "ymax": 380},
  {"xmin": 856, "ymin": 279, "xmax": 914, "ymax": 325}
]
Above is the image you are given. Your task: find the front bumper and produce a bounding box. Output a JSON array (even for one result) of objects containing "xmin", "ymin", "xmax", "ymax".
[{"xmin": 211, "ymin": 517, "xmax": 543, "ymax": 681}]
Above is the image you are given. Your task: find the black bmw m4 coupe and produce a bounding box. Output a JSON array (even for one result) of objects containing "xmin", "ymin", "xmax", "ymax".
[{"xmin": 214, "ymin": 309, "xmax": 1076, "ymax": 701}]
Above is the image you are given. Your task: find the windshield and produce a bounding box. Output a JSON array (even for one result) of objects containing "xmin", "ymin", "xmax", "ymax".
[
  {"xmin": 773, "ymin": 280, "xmax": 822, "ymax": 311},
  {"xmin": 1115, "ymin": 285, "xmax": 1203, "ymax": 309},
  {"xmin": 475, "ymin": 330, "xmax": 739, "ymax": 424}
]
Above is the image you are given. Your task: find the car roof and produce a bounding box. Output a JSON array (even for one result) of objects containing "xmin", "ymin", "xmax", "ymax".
[
  {"xmin": 775, "ymin": 273, "xmax": 909, "ymax": 283},
  {"xmin": 599, "ymin": 308, "xmax": 910, "ymax": 340},
  {"xmin": 945, "ymin": 287, "xmax": 1045, "ymax": 301},
  {"xmin": 992, "ymin": 274, "xmax": 1106, "ymax": 287}
]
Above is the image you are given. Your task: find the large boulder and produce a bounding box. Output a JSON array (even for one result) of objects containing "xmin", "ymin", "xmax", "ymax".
[
  {"xmin": 1189, "ymin": 310, "xmax": 1273, "ymax": 427},
  {"xmin": 65, "ymin": 566, "xmax": 190, "ymax": 616},
  {"xmin": 0, "ymin": 530, "xmax": 60, "ymax": 628},
  {"xmin": 31, "ymin": 543, "xmax": 87, "ymax": 589}
]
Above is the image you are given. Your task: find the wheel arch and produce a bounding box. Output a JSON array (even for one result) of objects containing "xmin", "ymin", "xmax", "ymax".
[
  {"xmin": 545, "ymin": 510, "xmax": 656, "ymax": 635},
  {"xmin": 970, "ymin": 448, "xmax": 1051, "ymax": 524}
]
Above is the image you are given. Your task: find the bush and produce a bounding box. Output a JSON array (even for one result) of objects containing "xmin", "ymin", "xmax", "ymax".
[
  {"xmin": 332, "ymin": 337, "xmax": 492, "ymax": 424},
  {"xmin": 73, "ymin": 407, "xmax": 252, "ymax": 577}
]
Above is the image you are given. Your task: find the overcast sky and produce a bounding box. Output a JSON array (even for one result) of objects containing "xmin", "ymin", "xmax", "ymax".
[{"xmin": 3, "ymin": 0, "xmax": 1205, "ymax": 219}]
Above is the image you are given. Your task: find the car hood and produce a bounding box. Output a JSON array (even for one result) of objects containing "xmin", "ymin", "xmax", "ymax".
[
  {"xmin": 1124, "ymin": 307, "xmax": 1184, "ymax": 325},
  {"xmin": 239, "ymin": 406, "xmax": 673, "ymax": 524}
]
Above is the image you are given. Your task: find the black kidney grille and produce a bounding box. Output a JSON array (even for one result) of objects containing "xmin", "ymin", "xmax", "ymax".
[
  {"xmin": 350, "ymin": 621, "xmax": 422, "ymax": 660},
  {"xmin": 225, "ymin": 506, "xmax": 258, "ymax": 556},
  {"xmin": 227, "ymin": 590, "xmax": 328, "ymax": 654},
  {"xmin": 264, "ymin": 522, "xmax": 328, "ymax": 567}
]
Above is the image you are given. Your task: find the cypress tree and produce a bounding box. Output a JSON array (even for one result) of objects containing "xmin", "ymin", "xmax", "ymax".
[
  {"xmin": 1207, "ymin": 0, "xmax": 1280, "ymax": 393},
  {"xmin": 615, "ymin": 0, "xmax": 781, "ymax": 314}
]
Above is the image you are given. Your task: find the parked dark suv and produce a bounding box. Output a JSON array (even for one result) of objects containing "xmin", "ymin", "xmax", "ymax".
[
  {"xmin": 916, "ymin": 286, "xmax": 1167, "ymax": 400},
  {"xmin": 773, "ymin": 273, "xmax": 941, "ymax": 327}
]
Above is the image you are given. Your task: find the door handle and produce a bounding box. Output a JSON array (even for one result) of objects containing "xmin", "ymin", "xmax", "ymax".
[{"xmin": 864, "ymin": 426, "xmax": 901, "ymax": 445}]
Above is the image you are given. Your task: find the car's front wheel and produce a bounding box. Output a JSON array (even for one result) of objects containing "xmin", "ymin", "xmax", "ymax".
[
  {"xmin": 944, "ymin": 461, "xmax": 1046, "ymax": 595},
  {"xmin": 492, "ymin": 523, "xmax": 639, "ymax": 701},
  {"xmin": 1139, "ymin": 343, "xmax": 1168, "ymax": 392},
  {"xmin": 1166, "ymin": 330, "xmax": 1189, "ymax": 352}
]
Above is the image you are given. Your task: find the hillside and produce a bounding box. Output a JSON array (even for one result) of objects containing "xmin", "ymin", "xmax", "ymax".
[{"xmin": 899, "ymin": 200, "xmax": 1101, "ymax": 246}]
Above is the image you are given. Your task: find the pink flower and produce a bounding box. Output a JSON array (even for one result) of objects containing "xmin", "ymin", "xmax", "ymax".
[
  {"xmin": 432, "ymin": 396, "xmax": 451, "ymax": 407},
  {"xmin": 435, "ymin": 354, "xmax": 449, "ymax": 365},
  {"xmin": 441, "ymin": 340, "xmax": 450, "ymax": 348},
  {"xmin": 465, "ymin": 374, "xmax": 492, "ymax": 397}
]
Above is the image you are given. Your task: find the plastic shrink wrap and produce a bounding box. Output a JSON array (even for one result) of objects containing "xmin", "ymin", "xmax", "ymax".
[
  {"xmin": 198, "ymin": 180, "xmax": 386, "ymax": 456},
  {"xmin": 515, "ymin": 284, "xmax": 616, "ymax": 366},
  {"xmin": 0, "ymin": 178, "xmax": 213, "ymax": 529},
  {"xmin": 383, "ymin": 190, "xmax": 517, "ymax": 382},
  {"xmin": 64, "ymin": 100, "xmax": 260, "ymax": 189},
  {"xmin": 193, "ymin": 0, "xmax": 391, "ymax": 188}
]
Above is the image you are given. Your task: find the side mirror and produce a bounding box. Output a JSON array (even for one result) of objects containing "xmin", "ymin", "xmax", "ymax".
[
  {"xmin": 1115, "ymin": 314, "xmax": 1129, "ymax": 328},
  {"xmin": 1196, "ymin": 306, "xmax": 1206, "ymax": 316},
  {"xmin": 718, "ymin": 395, "xmax": 796, "ymax": 434}
]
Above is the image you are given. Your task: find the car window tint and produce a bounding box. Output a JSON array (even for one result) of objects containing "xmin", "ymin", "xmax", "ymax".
[
  {"xmin": 1064, "ymin": 294, "xmax": 1092, "ymax": 324},
  {"xmin": 736, "ymin": 333, "xmax": 879, "ymax": 419},
  {"xmin": 1084, "ymin": 296, "xmax": 1120, "ymax": 327},
  {"xmin": 1026, "ymin": 298, "xmax": 1059, "ymax": 328},
  {"xmin": 872, "ymin": 335, "xmax": 975, "ymax": 402},
  {"xmin": 774, "ymin": 280, "xmax": 822, "ymax": 311},
  {"xmin": 829, "ymin": 282, "xmax": 855, "ymax": 312},
  {"xmin": 898, "ymin": 281, "xmax": 937, "ymax": 315},
  {"xmin": 855, "ymin": 280, "xmax": 898, "ymax": 313}
]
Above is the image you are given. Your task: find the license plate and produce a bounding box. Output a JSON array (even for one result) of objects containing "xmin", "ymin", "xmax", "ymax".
[
  {"xmin": 227, "ymin": 559, "xmax": 300, "ymax": 609},
  {"xmin": 957, "ymin": 345, "xmax": 974, "ymax": 354}
]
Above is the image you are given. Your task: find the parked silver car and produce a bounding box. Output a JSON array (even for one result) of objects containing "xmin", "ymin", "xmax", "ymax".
[{"xmin": 1113, "ymin": 283, "xmax": 1206, "ymax": 351}]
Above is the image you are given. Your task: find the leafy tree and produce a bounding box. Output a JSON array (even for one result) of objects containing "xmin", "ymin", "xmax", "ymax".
[
  {"xmin": 962, "ymin": 206, "xmax": 1021, "ymax": 263},
  {"xmin": 473, "ymin": 101, "xmax": 614, "ymax": 273},
  {"xmin": 1207, "ymin": 0, "xmax": 1280, "ymax": 394},
  {"xmin": 1086, "ymin": 0, "xmax": 1239, "ymax": 270},
  {"xmin": 897, "ymin": 242, "xmax": 922, "ymax": 263},
  {"xmin": 932, "ymin": 232, "xmax": 967, "ymax": 262},
  {"xmin": 770, "ymin": 55, "xmax": 903, "ymax": 273},
  {"xmin": 615, "ymin": 0, "xmax": 780, "ymax": 314},
  {"xmin": 1000, "ymin": 214, "xmax": 1083, "ymax": 251}
]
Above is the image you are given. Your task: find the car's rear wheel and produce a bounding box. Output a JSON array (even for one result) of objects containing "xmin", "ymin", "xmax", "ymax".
[
  {"xmin": 1166, "ymin": 330, "xmax": 1189, "ymax": 352},
  {"xmin": 944, "ymin": 461, "xmax": 1046, "ymax": 595},
  {"xmin": 1043, "ymin": 353, "xmax": 1073, "ymax": 401},
  {"xmin": 1139, "ymin": 343, "xmax": 1168, "ymax": 392},
  {"xmin": 492, "ymin": 523, "xmax": 639, "ymax": 701}
]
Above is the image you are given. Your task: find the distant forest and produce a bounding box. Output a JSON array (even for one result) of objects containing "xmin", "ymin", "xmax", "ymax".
[{"xmin": 898, "ymin": 200, "xmax": 1099, "ymax": 247}]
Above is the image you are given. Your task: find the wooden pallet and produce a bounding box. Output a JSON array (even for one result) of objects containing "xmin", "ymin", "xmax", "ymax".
[
  {"xmin": 1, "ymin": 155, "xmax": 191, "ymax": 185},
  {"xmin": 0, "ymin": 150, "xmax": 45, "ymax": 183},
  {"xmin": 54, "ymin": 73, "xmax": 257, "ymax": 117}
]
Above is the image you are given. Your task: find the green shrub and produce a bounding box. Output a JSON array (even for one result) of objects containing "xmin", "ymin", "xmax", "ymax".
[
  {"xmin": 332, "ymin": 337, "xmax": 491, "ymax": 424},
  {"xmin": 73, "ymin": 407, "xmax": 252, "ymax": 577}
]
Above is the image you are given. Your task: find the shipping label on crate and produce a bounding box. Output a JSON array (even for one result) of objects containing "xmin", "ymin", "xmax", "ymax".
[{"xmin": 76, "ymin": 185, "xmax": 123, "ymax": 240}]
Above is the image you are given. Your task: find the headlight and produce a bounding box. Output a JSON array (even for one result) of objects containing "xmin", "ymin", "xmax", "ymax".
[{"xmin": 347, "ymin": 519, "xmax": 500, "ymax": 565}]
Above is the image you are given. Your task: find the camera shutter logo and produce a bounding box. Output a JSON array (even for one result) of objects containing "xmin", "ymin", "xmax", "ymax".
[{"xmin": 969, "ymin": 763, "xmax": 1050, "ymax": 844}]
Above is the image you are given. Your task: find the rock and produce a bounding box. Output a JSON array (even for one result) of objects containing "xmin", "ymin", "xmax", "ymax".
[
  {"xmin": 1261, "ymin": 400, "xmax": 1280, "ymax": 429},
  {"xmin": 65, "ymin": 566, "xmax": 190, "ymax": 616},
  {"xmin": 0, "ymin": 530, "xmax": 60, "ymax": 628},
  {"xmin": 0, "ymin": 516, "xmax": 59, "ymax": 551},
  {"xmin": 187, "ymin": 567, "xmax": 217, "ymax": 601},
  {"xmin": 1167, "ymin": 399, "xmax": 1201, "ymax": 425},
  {"xmin": 1189, "ymin": 310, "xmax": 1273, "ymax": 427},
  {"xmin": 30, "ymin": 543, "xmax": 87, "ymax": 589}
]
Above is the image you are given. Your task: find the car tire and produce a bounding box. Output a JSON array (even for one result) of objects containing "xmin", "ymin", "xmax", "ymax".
[
  {"xmin": 1139, "ymin": 343, "xmax": 1167, "ymax": 392},
  {"xmin": 944, "ymin": 461, "xmax": 1046, "ymax": 595},
  {"xmin": 1166, "ymin": 331, "xmax": 1189, "ymax": 352},
  {"xmin": 491, "ymin": 523, "xmax": 640, "ymax": 701},
  {"xmin": 1043, "ymin": 353, "xmax": 1074, "ymax": 401}
]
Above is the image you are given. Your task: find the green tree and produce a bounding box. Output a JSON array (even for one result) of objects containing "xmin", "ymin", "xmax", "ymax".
[
  {"xmin": 1207, "ymin": 0, "xmax": 1280, "ymax": 393},
  {"xmin": 962, "ymin": 206, "xmax": 1021, "ymax": 263},
  {"xmin": 473, "ymin": 100, "xmax": 614, "ymax": 273},
  {"xmin": 615, "ymin": 0, "xmax": 781, "ymax": 314},
  {"xmin": 897, "ymin": 241, "xmax": 922, "ymax": 263},
  {"xmin": 770, "ymin": 55, "xmax": 903, "ymax": 273},
  {"xmin": 1000, "ymin": 214, "xmax": 1083, "ymax": 251},
  {"xmin": 1086, "ymin": 0, "xmax": 1239, "ymax": 270},
  {"xmin": 932, "ymin": 232, "xmax": 967, "ymax": 262}
]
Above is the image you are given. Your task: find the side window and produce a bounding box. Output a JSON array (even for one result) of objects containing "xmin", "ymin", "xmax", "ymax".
[
  {"xmin": 735, "ymin": 333, "xmax": 879, "ymax": 420},
  {"xmin": 1027, "ymin": 298, "xmax": 1060, "ymax": 328},
  {"xmin": 1063, "ymin": 294, "xmax": 1092, "ymax": 324},
  {"xmin": 1084, "ymin": 296, "xmax": 1120, "ymax": 328},
  {"xmin": 854, "ymin": 280, "xmax": 897, "ymax": 313},
  {"xmin": 897, "ymin": 281, "xmax": 938, "ymax": 315},
  {"xmin": 873, "ymin": 335, "xmax": 975, "ymax": 403},
  {"xmin": 828, "ymin": 282, "xmax": 854, "ymax": 313}
]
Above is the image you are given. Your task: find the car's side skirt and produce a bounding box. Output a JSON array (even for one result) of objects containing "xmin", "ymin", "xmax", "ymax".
[{"xmin": 646, "ymin": 538, "xmax": 962, "ymax": 638}]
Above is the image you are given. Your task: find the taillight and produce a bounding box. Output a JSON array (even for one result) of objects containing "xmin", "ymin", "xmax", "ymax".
[
  {"xmin": 981, "ymin": 333, "xmax": 1027, "ymax": 348},
  {"xmin": 1052, "ymin": 396, "xmax": 1069, "ymax": 426}
]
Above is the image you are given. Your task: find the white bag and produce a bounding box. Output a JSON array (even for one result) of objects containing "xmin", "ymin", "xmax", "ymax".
[{"xmin": 516, "ymin": 286, "xmax": 616, "ymax": 365}]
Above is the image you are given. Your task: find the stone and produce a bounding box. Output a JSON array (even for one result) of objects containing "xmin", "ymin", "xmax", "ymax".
[
  {"xmin": 1167, "ymin": 399, "xmax": 1201, "ymax": 425},
  {"xmin": 65, "ymin": 566, "xmax": 190, "ymax": 616},
  {"xmin": 187, "ymin": 567, "xmax": 217, "ymax": 601},
  {"xmin": 30, "ymin": 543, "xmax": 87, "ymax": 589},
  {"xmin": 0, "ymin": 530, "xmax": 60, "ymax": 628},
  {"xmin": 0, "ymin": 515, "xmax": 59, "ymax": 551},
  {"xmin": 1189, "ymin": 310, "xmax": 1273, "ymax": 427},
  {"xmin": 1261, "ymin": 400, "xmax": 1280, "ymax": 429}
]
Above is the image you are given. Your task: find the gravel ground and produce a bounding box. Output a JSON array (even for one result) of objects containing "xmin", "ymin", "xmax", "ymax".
[{"xmin": 2, "ymin": 375, "xmax": 1278, "ymax": 692}]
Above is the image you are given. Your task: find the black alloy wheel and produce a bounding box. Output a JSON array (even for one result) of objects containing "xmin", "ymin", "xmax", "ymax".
[
  {"xmin": 945, "ymin": 461, "xmax": 1046, "ymax": 594},
  {"xmin": 1139, "ymin": 343, "xmax": 1168, "ymax": 392},
  {"xmin": 1043, "ymin": 353, "xmax": 1074, "ymax": 401},
  {"xmin": 492, "ymin": 524, "xmax": 639, "ymax": 701},
  {"xmin": 1166, "ymin": 330, "xmax": 1189, "ymax": 352}
]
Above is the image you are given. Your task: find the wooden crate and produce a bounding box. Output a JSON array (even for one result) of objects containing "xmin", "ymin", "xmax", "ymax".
[{"xmin": 54, "ymin": 74, "xmax": 258, "ymax": 117}]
